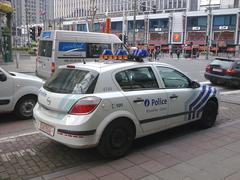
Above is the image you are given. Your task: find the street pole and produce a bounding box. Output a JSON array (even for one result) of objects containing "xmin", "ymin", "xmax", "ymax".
[
  {"xmin": 206, "ymin": 0, "xmax": 212, "ymax": 60},
  {"xmin": 25, "ymin": 9, "xmax": 30, "ymax": 47},
  {"xmin": 133, "ymin": 0, "xmax": 137, "ymax": 47}
]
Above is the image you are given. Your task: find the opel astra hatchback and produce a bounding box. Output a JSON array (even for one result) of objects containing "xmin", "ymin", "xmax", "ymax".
[{"xmin": 34, "ymin": 61, "xmax": 219, "ymax": 158}]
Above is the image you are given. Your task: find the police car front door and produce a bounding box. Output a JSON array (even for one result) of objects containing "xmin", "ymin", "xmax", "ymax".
[
  {"xmin": 156, "ymin": 66, "xmax": 195, "ymax": 127},
  {"xmin": 115, "ymin": 67, "xmax": 169, "ymax": 134}
]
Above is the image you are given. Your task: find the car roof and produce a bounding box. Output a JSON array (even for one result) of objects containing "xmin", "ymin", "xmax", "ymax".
[
  {"xmin": 214, "ymin": 57, "xmax": 240, "ymax": 62},
  {"xmin": 60, "ymin": 61, "xmax": 175, "ymax": 73}
]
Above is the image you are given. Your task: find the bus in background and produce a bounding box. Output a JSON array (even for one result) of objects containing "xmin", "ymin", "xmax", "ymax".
[{"xmin": 36, "ymin": 30, "xmax": 123, "ymax": 79}]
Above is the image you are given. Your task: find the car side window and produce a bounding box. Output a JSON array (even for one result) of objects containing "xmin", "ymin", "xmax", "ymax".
[
  {"xmin": 235, "ymin": 62, "xmax": 240, "ymax": 69},
  {"xmin": 157, "ymin": 66, "xmax": 190, "ymax": 89},
  {"xmin": 115, "ymin": 67, "xmax": 159, "ymax": 91}
]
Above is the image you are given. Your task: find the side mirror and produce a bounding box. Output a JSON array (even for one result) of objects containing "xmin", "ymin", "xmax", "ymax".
[
  {"xmin": 0, "ymin": 72, "xmax": 7, "ymax": 82},
  {"xmin": 190, "ymin": 81, "xmax": 200, "ymax": 89}
]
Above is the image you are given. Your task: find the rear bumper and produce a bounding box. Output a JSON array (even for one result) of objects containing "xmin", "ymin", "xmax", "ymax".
[
  {"xmin": 204, "ymin": 72, "xmax": 240, "ymax": 86},
  {"xmin": 33, "ymin": 104, "xmax": 99, "ymax": 149}
]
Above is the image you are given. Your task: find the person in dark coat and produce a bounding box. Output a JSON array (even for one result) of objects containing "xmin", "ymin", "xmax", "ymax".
[{"xmin": 176, "ymin": 49, "xmax": 181, "ymax": 59}]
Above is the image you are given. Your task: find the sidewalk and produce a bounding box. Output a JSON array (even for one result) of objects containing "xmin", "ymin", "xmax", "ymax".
[
  {"xmin": 0, "ymin": 55, "xmax": 36, "ymax": 73},
  {"xmin": 0, "ymin": 94, "xmax": 238, "ymax": 179},
  {"xmin": 28, "ymin": 97, "xmax": 240, "ymax": 180}
]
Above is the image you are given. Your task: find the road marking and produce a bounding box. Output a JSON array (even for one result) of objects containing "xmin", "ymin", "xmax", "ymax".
[
  {"xmin": 0, "ymin": 148, "xmax": 36, "ymax": 162},
  {"xmin": 0, "ymin": 131, "xmax": 39, "ymax": 143}
]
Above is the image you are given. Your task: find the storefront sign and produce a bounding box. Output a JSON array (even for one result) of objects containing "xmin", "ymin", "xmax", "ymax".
[
  {"xmin": 192, "ymin": 27, "xmax": 201, "ymax": 31},
  {"xmin": 200, "ymin": 0, "xmax": 220, "ymax": 6},
  {"xmin": 219, "ymin": 26, "xmax": 228, "ymax": 30},
  {"xmin": 154, "ymin": 28, "xmax": 162, "ymax": 32}
]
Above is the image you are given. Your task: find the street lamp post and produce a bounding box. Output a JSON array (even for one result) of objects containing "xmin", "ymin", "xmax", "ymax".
[
  {"xmin": 132, "ymin": 0, "xmax": 137, "ymax": 46},
  {"xmin": 206, "ymin": 0, "xmax": 212, "ymax": 60}
]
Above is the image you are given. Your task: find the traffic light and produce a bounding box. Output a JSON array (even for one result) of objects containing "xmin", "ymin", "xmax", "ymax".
[
  {"xmin": 123, "ymin": 34, "xmax": 128, "ymax": 44},
  {"xmin": 152, "ymin": 5, "xmax": 157, "ymax": 14},
  {"xmin": 37, "ymin": 26, "xmax": 42, "ymax": 37},
  {"xmin": 29, "ymin": 27, "xmax": 36, "ymax": 41},
  {"xmin": 140, "ymin": 2, "xmax": 146, "ymax": 11}
]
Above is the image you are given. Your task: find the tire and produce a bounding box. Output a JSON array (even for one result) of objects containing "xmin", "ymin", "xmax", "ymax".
[
  {"xmin": 210, "ymin": 79, "xmax": 218, "ymax": 85},
  {"xmin": 199, "ymin": 100, "xmax": 218, "ymax": 129},
  {"xmin": 97, "ymin": 119, "xmax": 135, "ymax": 159},
  {"xmin": 14, "ymin": 95, "xmax": 37, "ymax": 120}
]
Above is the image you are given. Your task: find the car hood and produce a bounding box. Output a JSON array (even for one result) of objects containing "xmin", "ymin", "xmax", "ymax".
[{"xmin": 10, "ymin": 72, "xmax": 44, "ymax": 84}]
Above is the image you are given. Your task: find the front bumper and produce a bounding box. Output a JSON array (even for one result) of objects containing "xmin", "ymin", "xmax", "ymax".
[{"xmin": 33, "ymin": 104, "xmax": 98, "ymax": 149}]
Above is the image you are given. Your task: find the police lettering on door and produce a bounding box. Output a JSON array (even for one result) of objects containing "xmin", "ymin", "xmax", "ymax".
[{"xmin": 144, "ymin": 98, "xmax": 168, "ymax": 113}]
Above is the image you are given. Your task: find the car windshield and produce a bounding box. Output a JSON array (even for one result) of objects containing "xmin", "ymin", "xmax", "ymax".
[
  {"xmin": 211, "ymin": 60, "xmax": 234, "ymax": 69},
  {"xmin": 43, "ymin": 68, "xmax": 98, "ymax": 94}
]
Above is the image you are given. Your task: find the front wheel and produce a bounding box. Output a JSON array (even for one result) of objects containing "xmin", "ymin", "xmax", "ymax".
[
  {"xmin": 199, "ymin": 100, "xmax": 218, "ymax": 129},
  {"xmin": 14, "ymin": 95, "xmax": 37, "ymax": 119},
  {"xmin": 97, "ymin": 119, "xmax": 135, "ymax": 159}
]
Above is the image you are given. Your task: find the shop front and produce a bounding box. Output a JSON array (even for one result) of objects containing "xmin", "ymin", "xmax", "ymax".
[
  {"xmin": 148, "ymin": 18, "xmax": 169, "ymax": 53},
  {"xmin": 212, "ymin": 14, "xmax": 237, "ymax": 55},
  {"xmin": 185, "ymin": 16, "xmax": 207, "ymax": 57}
]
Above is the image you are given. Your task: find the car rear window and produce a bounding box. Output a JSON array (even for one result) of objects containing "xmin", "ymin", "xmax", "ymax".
[
  {"xmin": 43, "ymin": 68, "xmax": 98, "ymax": 94},
  {"xmin": 211, "ymin": 59, "xmax": 234, "ymax": 69},
  {"xmin": 38, "ymin": 40, "xmax": 53, "ymax": 57}
]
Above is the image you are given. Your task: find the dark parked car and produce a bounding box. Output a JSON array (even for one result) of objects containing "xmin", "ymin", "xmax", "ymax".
[{"xmin": 204, "ymin": 58, "xmax": 240, "ymax": 87}]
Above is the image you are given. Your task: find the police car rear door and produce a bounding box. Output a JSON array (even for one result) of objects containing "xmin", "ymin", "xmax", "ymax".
[
  {"xmin": 115, "ymin": 66, "xmax": 169, "ymax": 134},
  {"xmin": 156, "ymin": 66, "xmax": 198, "ymax": 127}
]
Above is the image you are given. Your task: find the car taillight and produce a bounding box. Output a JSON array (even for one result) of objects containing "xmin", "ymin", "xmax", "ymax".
[
  {"xmin": 226, "ymin": 68, "xmax": 237, "ymax": 75},
  {"xmin": 206, "ymin": 65, "xmax": 211, "ymax": 72},
  {"xmin": 51, "ymin": 62, "xmax": 56, "ymax": 73},
  {"xmin": 69, "ymin": 97, "xmax": 101, "ymax": 115}
]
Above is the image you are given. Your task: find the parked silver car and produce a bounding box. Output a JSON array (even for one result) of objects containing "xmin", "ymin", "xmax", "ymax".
[{"xmin": 0, "ymin": 67, "xmax": 43, "ymax": 119}]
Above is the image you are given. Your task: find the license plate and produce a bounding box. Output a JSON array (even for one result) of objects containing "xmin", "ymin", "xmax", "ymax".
[
  {"xmin": 212, "ymin": 68, "xmax": 222, "ymax": 72},
  {"xmin": 39, "ymin": 122, "xmax": 55, "ymax": 136}
]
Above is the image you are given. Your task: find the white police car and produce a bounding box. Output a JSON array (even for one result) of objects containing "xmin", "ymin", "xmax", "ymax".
[{"xmin": 33, "ymin": 61, "xmax": 219, "ymax": 158}]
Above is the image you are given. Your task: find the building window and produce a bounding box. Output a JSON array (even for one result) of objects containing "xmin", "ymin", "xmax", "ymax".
[{"xmin": 213, "ymin": 15, "xmax": 237, "ymax": 26}]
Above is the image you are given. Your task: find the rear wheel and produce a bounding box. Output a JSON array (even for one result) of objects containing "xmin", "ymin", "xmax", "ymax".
[
  {"xmin": 210, "ymin": 79, "xmax": 218, "ymax": 85},
  {"xmin": 97, "ymin": 119, "xmax": 135, "ymax": 159},
  {"xmin": 14, "ymin": 95, "xmax": 37, "ymax": 119},
  {"xmin": 199, "ymin": 100, "xmax": 218, "ymax": 129}
]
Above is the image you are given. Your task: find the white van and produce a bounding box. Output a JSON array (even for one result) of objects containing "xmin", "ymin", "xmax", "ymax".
[{"xmin": 36, "ymin": 30, "xmax": 123, "ymax": 79}]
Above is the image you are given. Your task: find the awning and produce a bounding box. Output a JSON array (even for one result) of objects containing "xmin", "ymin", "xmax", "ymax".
[
  {"xmin": 227, "ymin": 47, "xmax": 235, "ymax": 52},
  {"xmin": 0, "ymin": 2, "xmax": 14, "ymax": 13}
]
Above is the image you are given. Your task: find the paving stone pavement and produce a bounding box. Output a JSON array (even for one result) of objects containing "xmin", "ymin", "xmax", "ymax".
[{"xmin": 0, "ymin": 99, "xmax": 239, "ymax": 180}]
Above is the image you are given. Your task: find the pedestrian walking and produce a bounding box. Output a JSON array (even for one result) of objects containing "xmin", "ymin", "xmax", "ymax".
[
  {"xmin": 176, "ymin": 49, "xmax": 181, "ymax": 59},
  {"xmin": 170, "ymin": 50, "xmax": 173, "ymax": 58},
  {"xmin": 155, "ymin": 47, "xmax": 160, "ymax": 60}
]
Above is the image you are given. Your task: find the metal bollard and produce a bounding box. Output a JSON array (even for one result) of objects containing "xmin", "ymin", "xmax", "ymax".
[{"xmin": 16, "ymin": 52, "xmax": 19, "ymax": 69}]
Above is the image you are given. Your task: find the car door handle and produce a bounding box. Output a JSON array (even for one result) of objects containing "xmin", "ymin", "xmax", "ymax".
[
  {"xmin": 170, "ymin": 94, "xmax": 178, "ymax": 99},
  {"xmin": 133, "ymin": 98, "xmax": 144, "ymax": 103}
]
